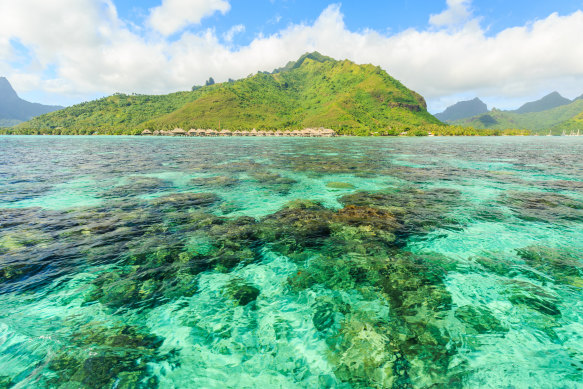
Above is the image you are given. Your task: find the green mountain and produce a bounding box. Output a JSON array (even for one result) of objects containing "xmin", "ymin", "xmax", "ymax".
[
  {"xmin": 0, "ymin": 77, "xmax": 62, "ymax": 126},
  {"xmin": 553, "ymin": 109, "xmax": 583, "ymax": 133},
  {"xmin": 13, "ymin": 53, "xmax": 441, "ymax": 135},
  {"xmin": 513, "ymin": 91, "xmax": 571, "ymax": 114},
  {"xmin": 435, "ymin": 97, "xmax": 488, "ymax": 122},
  {"xmin": 453, "ymin": 98, "xmax": 583, "ymax": 133}
]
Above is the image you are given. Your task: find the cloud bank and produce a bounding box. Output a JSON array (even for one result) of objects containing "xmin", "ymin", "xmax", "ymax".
[{"xmin": 1, "ymin": 0, "xmax": 582, "ymax": 111}]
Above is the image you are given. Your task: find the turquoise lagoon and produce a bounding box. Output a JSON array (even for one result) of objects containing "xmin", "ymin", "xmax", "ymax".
[{"xmin": 1, "ymin": 136, "xmax": 583, "ymax": 388}]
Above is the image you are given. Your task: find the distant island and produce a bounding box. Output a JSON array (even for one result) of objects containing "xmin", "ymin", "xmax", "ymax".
[
  {"xmin": 438, "ymin": 92, "xmax": 583, "ymax": 135},
  {"xmin": 0, "ymin": 77, "xmax": 62, "ymax": 127},
  {"xmin": 2, "ymin": 53, "xmax": 529, "ymax": 136}
]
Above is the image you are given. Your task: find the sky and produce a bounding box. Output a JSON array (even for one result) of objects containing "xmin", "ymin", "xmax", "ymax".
[{"xmin": 1, "ymin": 0, "xmax": 582, "ymax": 113}]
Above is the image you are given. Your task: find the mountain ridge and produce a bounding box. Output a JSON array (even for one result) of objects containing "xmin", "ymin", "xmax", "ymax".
[
  {"xmin": 513, "ymin": 91, "xmax": 571, "ymax": 114},
  {"xmin": 435, "ymin": 97, "xmax": 488, "ymax": 122},
  {"xmin": 452, "ymin": 97, "xmax": 583, "ymax": 133},
  {"xmin": 0, "ymin": 77, "xmax": 63, "ymax": 126},
  {"xmin": 14, "ymin": 53, "xmax": 443, "ymax": 135}
]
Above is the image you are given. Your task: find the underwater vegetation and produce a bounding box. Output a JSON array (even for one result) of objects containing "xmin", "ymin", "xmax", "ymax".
[{"xmin": 1, "ymin": 136, "xmax": 583, "ymax": 388}]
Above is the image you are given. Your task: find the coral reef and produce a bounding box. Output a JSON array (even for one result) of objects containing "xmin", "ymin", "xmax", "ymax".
[
  {"xmin": 99, "ymin": 176, "xmax": 172, "ymax": 199},
  {"xmin": 454, "ymin": 305, "xmax": 508, "ymax": 334},
  {"xmin": 224, "ymin": 277, "xmax": 260, "ymax": 306},
  {"xmin": 250, "ymin": 172, "xmax": 297, "ymax": 194},
  {"xmin": 502, "ymin": 191, "xmax": 583, "ymax": 224},
  {"xmin": 516, "ymin": 245, "xmax": 583, "ymax": 286},
  {"xmin": 46, "ymin": 324, "xmax": 166, "ymax": 388},
  {"xmin": 190, "ymin": 175, "xmax": 240, "ymax": 188}
]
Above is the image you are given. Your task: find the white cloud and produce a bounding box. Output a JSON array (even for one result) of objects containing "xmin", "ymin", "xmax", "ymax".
[
  {"xmin": 1, "ymin": 1, "xmax": 583, "ymax": 111},
  {"xmin": 429, "ymin": 0, "xmax": 472, "ymax": 28},
  {"xmin": 223, "ymin": 24, "xmax": 245, "ymax": 43},
  {"xmin": 148, "ymin": 0, "xmax": 230, "ymax": 36}
]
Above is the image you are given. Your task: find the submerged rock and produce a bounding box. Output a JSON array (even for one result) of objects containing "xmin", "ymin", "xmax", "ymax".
[
  {"xmin": 190, "ymin": 175, "xmax": 240, "ymax": 188},
  {"xmin": 250, "ymin": 171, "xmax": 298, "ymax": 195},
  {"xmin": 0, "ymin": 376, "xmax": 12, "ymax": 389},
  {"xmin": 502, "ymin": 191, "xmax": 583, "ymax": 224},
  {"xmin": 47, "ymin": 324, "xmax": 165, "ymax": 389},
  {"xmin": 326, "ymin": 182, "xmax": 355, "ymax": 189},
  {"xmin": 224, "ymin": 277, "xmax": 260, "ymax": 306},
  {"xmin": 339, "ymin": 187, "xmax": 462, "ymax": 242},
  {"xmin": 331, "ymin": 320, "xmax": 396, "ymax": 388},
  {"xmin": 99, "ymin": 176, "xmax": 172, "ymax": 199},
  {"xmin": 312, "ymin": 299, "xmax": 336, "ymax": 332},
  {"xmin": 259, "ymin": 200, "xmax": 334, "ymax": 256},
  {"xmin": 505, "ymin": 280, "xmax": 562, "ymax": 316},
  {"xmin": 150, "ymin": 192, "xmax": 220, "ymax": 210},
  {"xmin": 455, "ymin": 305, "xmax": 508, "ymax": 334},
  {"xmin": 516, "ymin": 245, "xmax": 583, "ymax": 286}
]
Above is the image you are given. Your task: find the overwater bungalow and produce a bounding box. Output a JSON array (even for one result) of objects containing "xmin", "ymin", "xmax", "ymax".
[
  {"xmin": 320, "ymin": 128, "xmax": 336, "ymax": 137},
  {"xmin": 151, "ymin": 127, "xmax": 336, "ymax": 137},
  {"xmin": 171, "ymin": 128, "xmax": 187, "ymax": 136}
]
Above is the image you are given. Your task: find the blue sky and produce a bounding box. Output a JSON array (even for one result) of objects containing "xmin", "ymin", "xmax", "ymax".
[
  {"xmin": 114, "ymin": 1, "xmax": 582, "ymax": 44},
  {"xmin": 1, "ymin": 0, "xmax": 583, "ymax": 112}
]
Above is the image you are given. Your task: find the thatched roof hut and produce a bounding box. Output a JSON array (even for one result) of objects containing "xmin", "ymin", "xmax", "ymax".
[
  {"xmin": 241, "ymin": 130, "xmax": 250, "ymax": 136},
  {"xmin": 274, "ymin": 131, "xmax": 283, "ymax": 136},
  {"xmin": 220, "ymin": 129, "xmax": 232, "ymax": 136},
  {"xmin": 320, "ymin": 128, "xmax": 336, "ymax": 137},
  {"xmin": 291, "ymin": 130, "xmax": 301, "ymax": 137},
  {"xmin": 283, "ymin": 130, "xmax": 291, "ymax": 136},
  {"xmin": 233, "ymin": 130, "xmax": 242, "ymax": 136},
  {"xmin": 171, "ymin": 128, "xmax": 187, "ymax": 136},
  {"xmin": 187, "ymin": 129, "xmax": 197, "ymax": 136},
  {"xmin": 153, "ymin": 130, "xmax": 160, "ymax": 135},
  {"xmin": 257, "ymin": 130, "xmax": 266, "ymax": 136},
  {"xmin": 141, "ymin": 129, "xmax": 152, "ymax": 135},
  {"xmin": 206, "ymin": 129, "xmax": 218, "ymax": 136},
  {"xmin": 250, "ymin": 128, "xmax": 258, "ymax": 136}
]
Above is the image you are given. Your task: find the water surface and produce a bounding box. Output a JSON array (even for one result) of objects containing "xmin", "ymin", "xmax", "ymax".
[{"xmin": 1, "ymin": 136, "xmax": 583, "ymax": 388}]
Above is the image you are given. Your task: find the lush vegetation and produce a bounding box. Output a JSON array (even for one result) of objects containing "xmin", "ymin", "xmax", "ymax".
[
  {"xmin": 9, "ymin": 92, "xmax": 201, "ymax": 135},
  {"xmin": 552, "ymin": 108, "xmax": 583, "ymax": 133},
  {"xmin": 10, "ymin": 52, "xmax": 446, "ymax": 136},
  {"xmin": 452, "ymin": 99, "xmax": 583, "ymax": 134},
  {"xmin": 1, "ymin": 52, "xmax": 541, "ymax": 136}
]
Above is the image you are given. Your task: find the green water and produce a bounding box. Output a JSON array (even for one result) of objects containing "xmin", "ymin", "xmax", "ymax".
[{"xmin": 1, "ymin": 136, "xmax": 583, "ymax": 388}]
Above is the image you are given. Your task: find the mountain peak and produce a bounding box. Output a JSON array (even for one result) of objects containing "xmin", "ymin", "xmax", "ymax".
[
  {"xmin": 514, "ymin": 91, "xmax": 570, "ymax": 114},
  {"xmin": 0, "ymin": 77, "xmax": 63, "ymax": 126},
  {"xmin": 0, "ymin": 76, "xmax": 19, "ymax": 100},
  {"xmin": 272, "ymin": 51, "xmax": 336, "ymax": 73},
  {"xmin": 435, "ymin": 97, "xmax": 488, "ymax": 122}
]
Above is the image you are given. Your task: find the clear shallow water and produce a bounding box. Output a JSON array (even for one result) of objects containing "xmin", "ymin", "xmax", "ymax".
[{"xmin": 1, "ymin": 135, "xmax": 583, "ymax": 388}]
